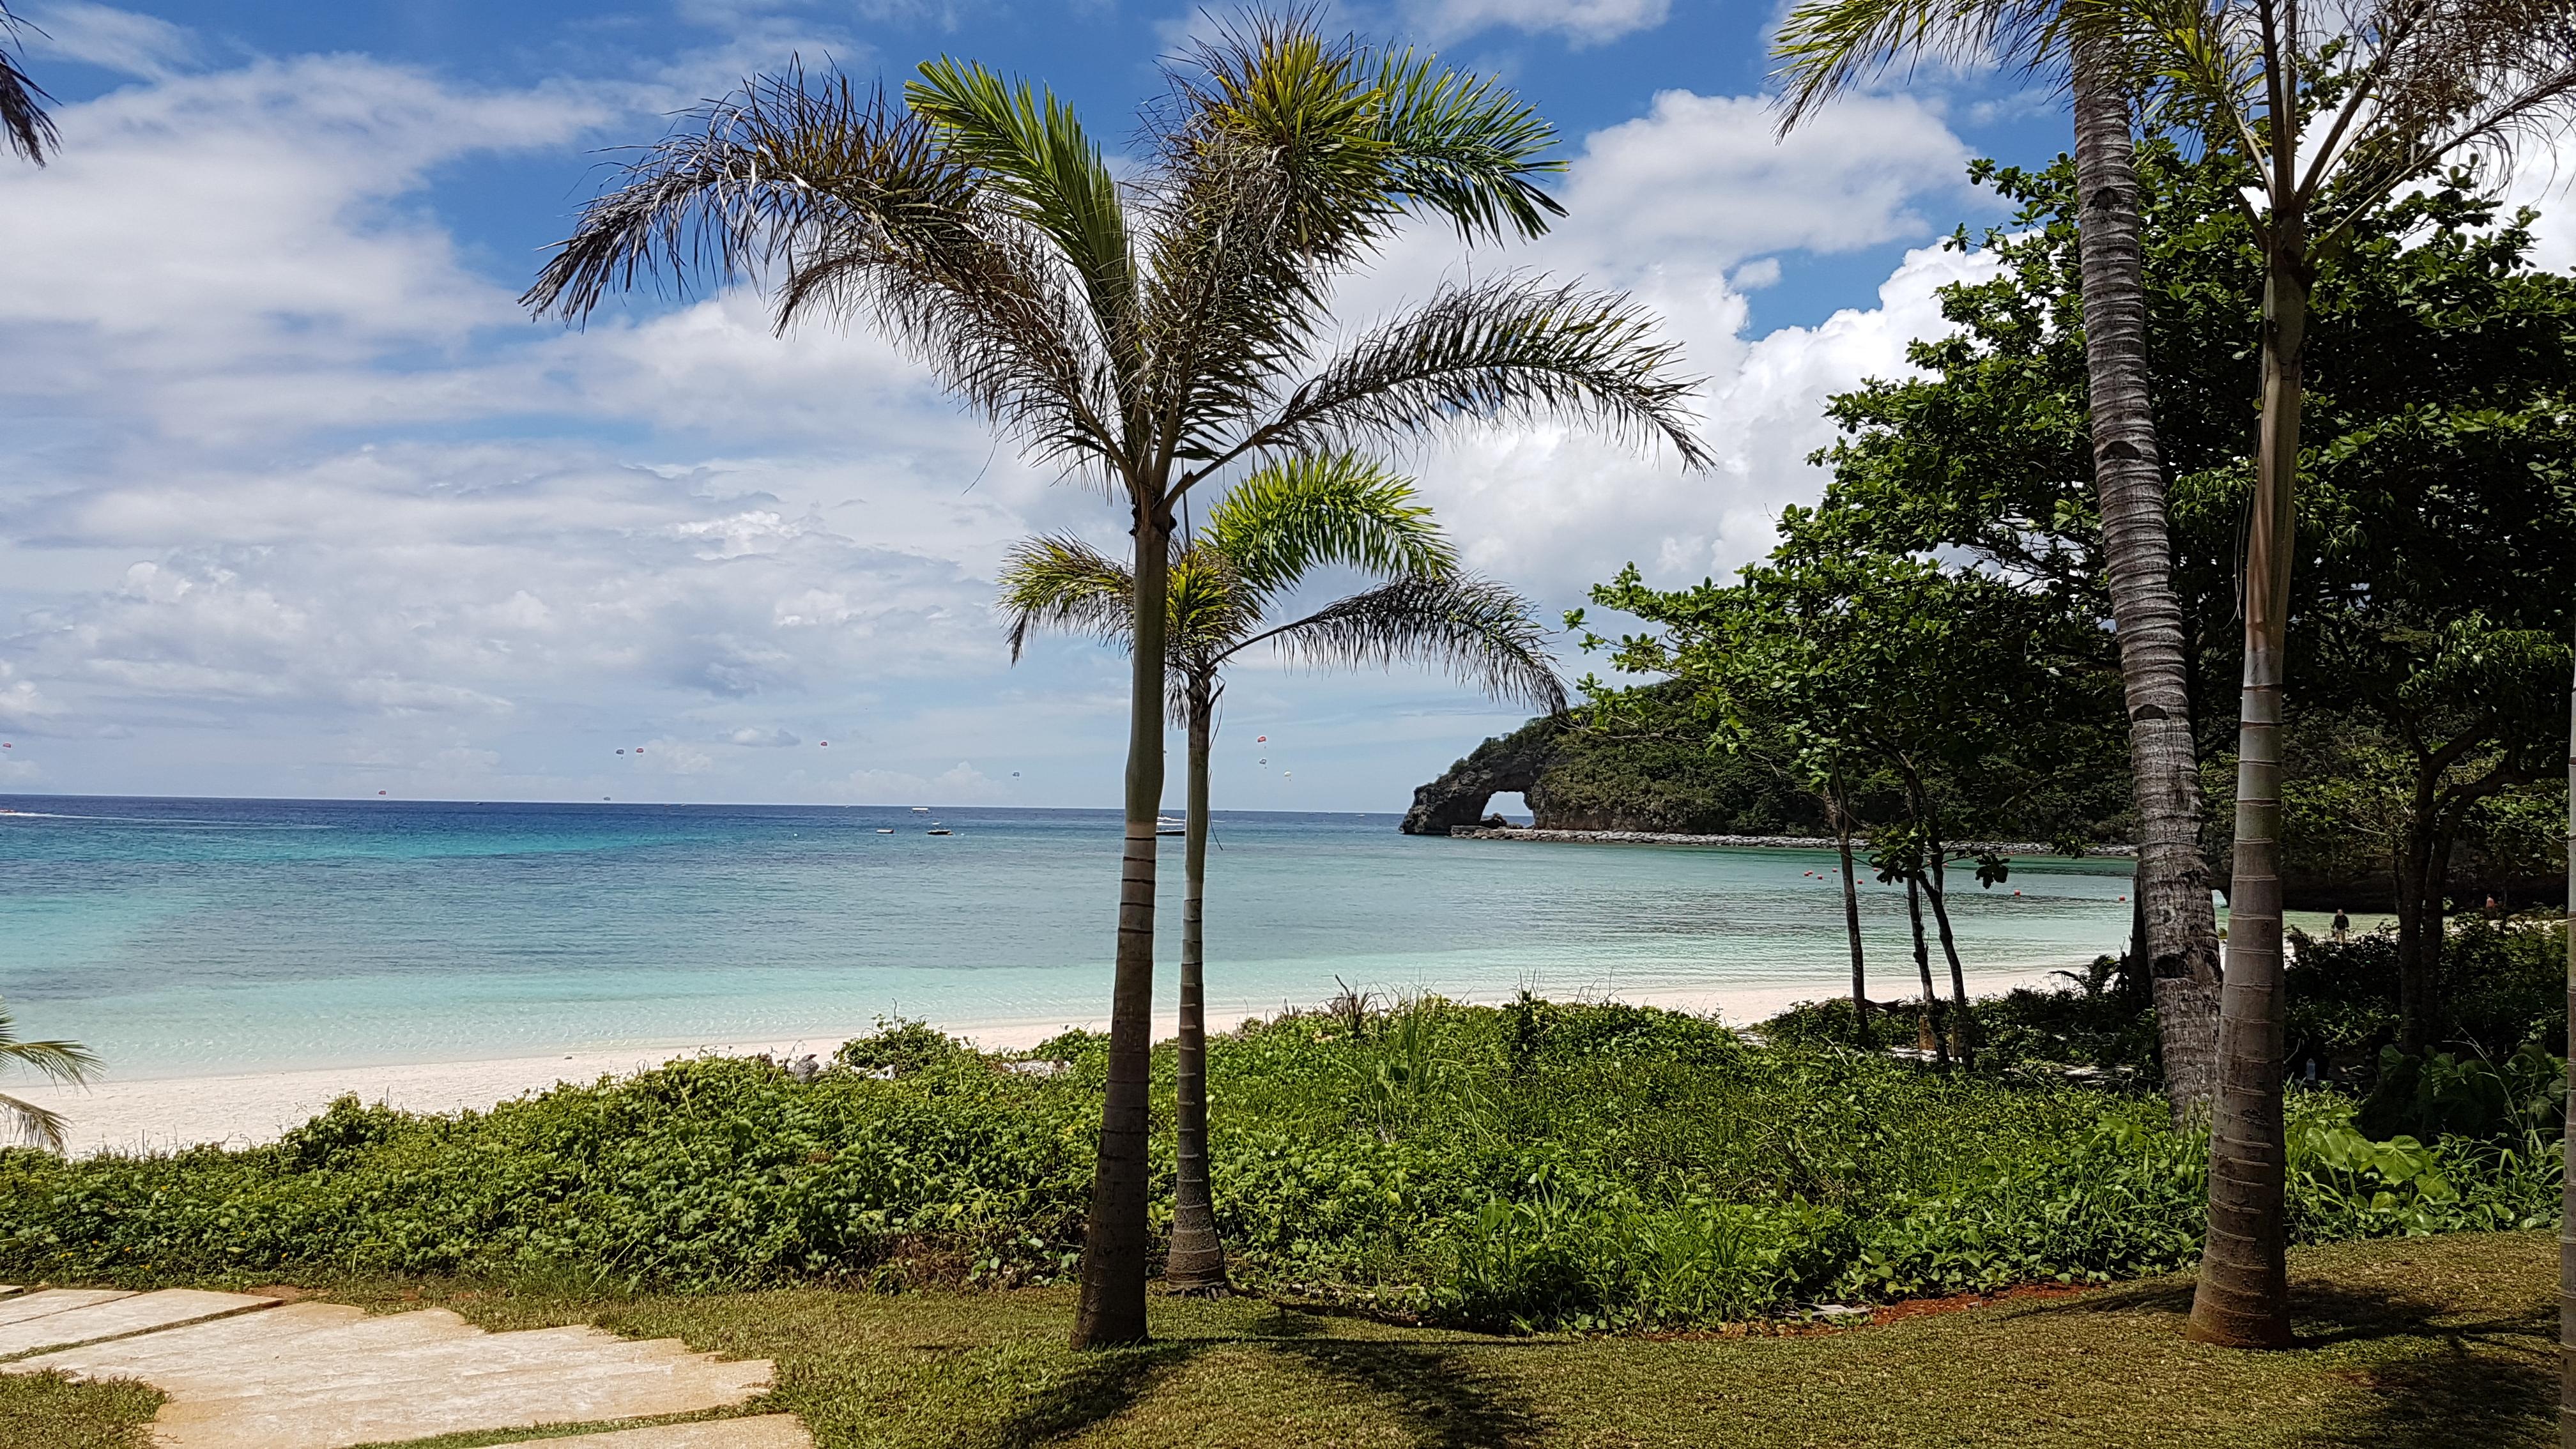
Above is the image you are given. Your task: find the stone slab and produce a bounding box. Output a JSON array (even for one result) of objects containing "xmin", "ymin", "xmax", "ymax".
[
  {"xmin": 0, "ymin": 1288, "xmax": 132, "ymax": 1328},
  {"xmin": 510, "ymin": 1416, "xmax": 814, "ymax": 1448},
  {"xmin": 0, "ymin": 1289, "xmax": 275, "ymax": 1358},
  {"xmin": 10, "ymin": 1301, "xmax": 775, "ymax": 1449}
]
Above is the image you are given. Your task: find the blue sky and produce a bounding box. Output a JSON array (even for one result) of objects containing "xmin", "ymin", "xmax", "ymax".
[{"xmin": 0, "ymin": 1, "xmax": 2129, "ymax": 810}]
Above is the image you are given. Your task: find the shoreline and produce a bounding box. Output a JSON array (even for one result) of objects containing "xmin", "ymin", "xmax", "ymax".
[
  {"xmin": 1447, "ymin": 827, "xmax": 2138, "ymax": 856},
  {"xmin": 17, "ymin": 968, "xmax": 2077, "ymax": 1159}
]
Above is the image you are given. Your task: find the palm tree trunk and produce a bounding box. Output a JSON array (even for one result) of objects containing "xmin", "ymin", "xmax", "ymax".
[
  {"xmin": 1834, "ymin": 795, "xmax": 1871, "ymax": 1048},
  {"xmin": 2187, "ymin": 231, "xmax": 2308, "ymax": 1353},
  {"xmin": 2069, "ymin": 40, "xmax": 2222, "ymax": 1118},
  {"xmin": 1166, "ymin": 687, "xmax": 1230, "ymax": 1292},
  {"xmin": 2556, "ymin": 646, "xmax": 2572, "ymax": 1445},
  {"xmin": 1906, "ymin": 873, "xmax": 1947, "ymax": 1066},
  {"xmin": 1924, "ymin": 854, "xmax": 1975, "ymax": 1073},
  {"xmin": 1071, "ymin": 502, "xmax": 1172, "ymax": 1350}
]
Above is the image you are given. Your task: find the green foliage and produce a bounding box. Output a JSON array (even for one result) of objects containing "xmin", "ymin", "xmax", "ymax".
[
  {"xmin": 2285, "ymin": 915, "xmax": 2568, "ymax": 1083},
  {"xmin": 6, "ymin": 1000, "xmax": 2556, "ymax": 1333},
  {"xmin": 836, "ymin": 1016, "xmax": 976, "ymax": 1077}
]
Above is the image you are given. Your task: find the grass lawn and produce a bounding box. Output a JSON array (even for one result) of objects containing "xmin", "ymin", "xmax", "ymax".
[{"xmin": 2, "ymin": 1231, "xmax": 2552, "ymax": 1448}]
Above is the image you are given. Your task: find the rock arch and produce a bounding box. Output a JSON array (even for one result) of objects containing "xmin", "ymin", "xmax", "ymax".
[{"xmin": 1399, "ymin": 716, "xmax": 1563, "ymax": 835}]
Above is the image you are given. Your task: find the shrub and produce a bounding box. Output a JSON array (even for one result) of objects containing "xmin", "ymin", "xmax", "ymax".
[{"xmin": 0, "ymin": 1000, "xmax": 2558, "ymax": 1331}]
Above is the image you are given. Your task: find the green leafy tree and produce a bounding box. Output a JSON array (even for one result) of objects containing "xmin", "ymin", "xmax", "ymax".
[
  {"xmin": 999, "ymin": 456, "xmax": 1563, "ymax": 1292},
  {"xmin": 1775, "ymin": 0, "xmax": 2226, "ymax": 1114},
  {"xmin": 1583, "ymin": 551, "xmax": 2117, "ymax": 1069},
  {"xmin": 1, "ymin": 999, "xmax": 96, "ymax": 1151},
  {"xmin": 0, "ymin": 4, "xmax": 54, "ymax": 165},
  {"xmin": 523, "ymin": 17, "xmax": 1701, "ymax": 1344}
]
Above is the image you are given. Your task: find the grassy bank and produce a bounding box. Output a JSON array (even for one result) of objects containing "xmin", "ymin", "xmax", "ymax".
[
  {"xmin": 2, "ymin": 1232, "xmax": 2554, "ymax": 1448},
  {"xmin": 1, "ymin": 1000, "xmax": 2554, "ymax": 1332}
]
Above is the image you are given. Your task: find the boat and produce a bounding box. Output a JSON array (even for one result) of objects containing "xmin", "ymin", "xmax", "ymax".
[
  {"xmin": 926, "ymin": 827, "xmax": 953, "ymax": 836},
  {"xmin": 1156, "ymin": 814, "xmax": 1187, "ymax": 838},
  {"xmin": 875, "ymin": 828, "xmax": 895, "ymax": 834},
  {"xmin": 910, "ymin": 806, "xmax": 930, "ymax": 813}
]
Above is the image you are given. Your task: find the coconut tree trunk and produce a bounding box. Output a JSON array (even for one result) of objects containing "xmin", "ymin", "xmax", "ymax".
[
  {"xmin": 1071, "ymin": 500, "xmax": 1172, "ymax": 1350},
  {"xmin": 2187, "ymin": 229, "xmax": 2308, "ymax": 1352},
  {"xmin": 1166, "ymin": 685, "xmax": 1230, "ymax": 1292},
  {"xmin": 1924, "ymin": 854, "xmax": 1976, "ymax": 1073},
  {"xmin": 1834, "ymin": 793, "xmax": 1871, "ymax": 1048},
  {"xmin": 1906, "ymin": 873, "xmax": 1947, "ymax": 1067},
  {"xmin": 2556, "ymin": 646, "xmax": 2572, "ymax": 1445},
  {"xmin": 2069, "ymin": 40, "xmax": 2223, "ymax": 1117}
]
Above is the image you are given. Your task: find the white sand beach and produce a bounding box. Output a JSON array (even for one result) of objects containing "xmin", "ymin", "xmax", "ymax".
[{"xmin": 19, "ymin": 968, "xmax": 2080, "ymax": 1158}]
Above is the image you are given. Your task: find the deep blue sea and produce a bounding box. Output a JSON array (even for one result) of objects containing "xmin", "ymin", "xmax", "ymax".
[{"xmin": 0, "ymin": 796, "xmax": 2138, "ymax": 1080}]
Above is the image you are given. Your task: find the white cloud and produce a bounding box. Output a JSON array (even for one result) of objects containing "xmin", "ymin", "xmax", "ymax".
[
  {"xmin": 1393, "ymin": 0, "xmax": 1669, "ymax": 46},
  {"xmin": 0, "ymin": 49, "xmax": 2000, "ymax": 806},
  {"xmin": 22, "ymin": 3, "xmax": 199, "ymax": 79}
]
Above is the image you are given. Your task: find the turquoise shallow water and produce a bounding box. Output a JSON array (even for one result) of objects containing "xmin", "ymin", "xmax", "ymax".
[{"xmin": 0, "ymin": 796, "xmax": 2138, "ymax": 1080}]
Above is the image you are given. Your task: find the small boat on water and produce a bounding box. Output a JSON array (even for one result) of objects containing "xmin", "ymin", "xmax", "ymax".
[
  {"xmin": 875, "ymin": 828, "xmax": 895, "ymax": 834},
  {"xmin": 1156, "ymin": 814, "xmax": 1186, "ymax": 838},
  {"xmin": 910, "ymin": 806, "xmax": 930, "ymax": 813},
  {"xmin": 926, "ymin": 827, "xmax": 953, "ymax": 836}
]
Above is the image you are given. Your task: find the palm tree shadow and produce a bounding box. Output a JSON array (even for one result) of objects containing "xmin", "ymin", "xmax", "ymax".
[
  {"xmin": 1266, "ymin": 1338, "xmax": 1549, "ymax": 1449},
  {"xmin": 984, "ymin": 1341, "xmax": 1195, "ymax": 1448},
  {"xmin": 2011, "ymin": 1276, "xmax": 2554, "ymax": 1447}
]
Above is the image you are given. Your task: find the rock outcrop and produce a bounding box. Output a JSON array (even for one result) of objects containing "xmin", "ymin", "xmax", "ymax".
[{"xmin": 1399, "ymin": 716, "xmax": 1564, "ymax": 835}]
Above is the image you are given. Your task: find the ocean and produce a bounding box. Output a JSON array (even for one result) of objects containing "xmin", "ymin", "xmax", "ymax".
[{"xmin": 0, "ymin": 795, "xmax": 2138, "ymax": 1080}]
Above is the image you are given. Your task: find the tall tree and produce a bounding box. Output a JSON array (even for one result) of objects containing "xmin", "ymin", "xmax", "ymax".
[
  {"xmin": 1774, "ymin": 0, "xmax": 2227, "ymax": 1119},
  {"xmin": 525, "ymin": 19, "xmax": 1702, "ymax": 1346},
  {"xmin": 1584, "ymin": 549, "xmax": 2119, "ymax": 1068},
  {"xmin": 2057, "ymin": 0, "xmax": 2576, "ymax": 1350},
  {"xmin": 0, "ymin": 3, "xmax": 56, "ymax": 165},
  {"xmin": 1000, "ymin": 456, "xmax": 1563, "ymax": 1292},
  {"xmin": 0, "ymin": 999, "xmax": 96, "ymax": 1151}
]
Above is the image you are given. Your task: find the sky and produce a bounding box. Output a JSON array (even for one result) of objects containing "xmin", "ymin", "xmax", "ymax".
[{"xmin": 0, "ymin": 0, "xmax": 2527, "ymax": 813}]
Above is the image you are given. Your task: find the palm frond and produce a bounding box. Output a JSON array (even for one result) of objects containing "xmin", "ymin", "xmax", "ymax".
[
  {"xmin": 0, "ymin": 998, "xmax": 94, "ymax": 1154},
  {"xmin": 997, "ymin": 533, "xmax": 1135, "ymax": 660},
  {"xmin": 1, "ymin": 1092, "xmax": 68, "ymax": 1151},
  {"xmin": 523, "ymin": 65, "xmax": 1124, "ymax": 477},
  {"xmin": 1371, "ymin": 47, "xmax": 1567, "ymax": 242},
  {"xmin": 0, "ymin": 3, "xmax": 58, "ymax": 165},
  {"xmin": 905, "ymin": 59, "xmax": 1141, "ymax": 378},
  {"xmin": 1241, "ymin": 573, "xmax": 1568, "ymax": 714},
  {"xmin": 1773, "ymin": 0, "xmax": 2065, "ymax": 132},
  {"xmin": 1203, "ymin": 452, "xmax": 1453, "ymax": 600},
  {"xmin": 1243, "ymin": 273, "xmax": 1711, "ymax": 470}
]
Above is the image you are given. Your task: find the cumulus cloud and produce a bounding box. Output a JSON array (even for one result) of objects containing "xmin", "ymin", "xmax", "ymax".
[{"xmin": 0, "ymin": 42, "xmax": 1998, "ymax": 804}]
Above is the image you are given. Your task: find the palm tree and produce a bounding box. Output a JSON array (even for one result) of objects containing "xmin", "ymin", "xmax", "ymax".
[
  {"xmin": 1000, "ymin": 454, "xmax": 1566, "ymax": 1292},
  {"xmin": 1774, "ymin": 0, "xmax": 2226, "ymax": 1120},
  {"xmin": 2042, "ymin": 0, "xmax": 2576, "ymax": 1351},
  {"xmin": 1, "ymin": 999, "xmax": 97, "ymax": 1151},
  {"xmin": 524, "ymin": 16, "xmax": 1705, "ymax": 1346},
  {"xmin": 0, "ymin": 3, "xmax": 57, "ymax": 165}
]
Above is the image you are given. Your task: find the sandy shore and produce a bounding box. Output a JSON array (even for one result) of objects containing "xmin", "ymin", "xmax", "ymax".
[{"xmin": 19, "ymin": 969, "xmax": 2074, "ymax": 1159}]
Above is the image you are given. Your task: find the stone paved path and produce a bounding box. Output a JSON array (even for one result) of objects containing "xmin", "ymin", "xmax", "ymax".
[{"xmin": 0, "ymin": 1288, "xmax": 809, "ymax": 1449}]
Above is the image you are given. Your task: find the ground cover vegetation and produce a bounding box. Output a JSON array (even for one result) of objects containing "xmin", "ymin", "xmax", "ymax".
[
  {"xmin": 3, "ymin": 1232, "xmax": 2557, "ymax": 1448},
  {"xmin": 0, "ymin": 1006, "xmax": 2556, "ymax": 1339}
]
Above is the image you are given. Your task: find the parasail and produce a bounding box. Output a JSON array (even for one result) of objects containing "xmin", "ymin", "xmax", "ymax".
[
  {"xmin": 616, "ymin": 749, "xmax": 625, "ymax": 755},
  {"xmin": 377, "ymin": 790, "xmax": 387, "ymax": 796}
]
